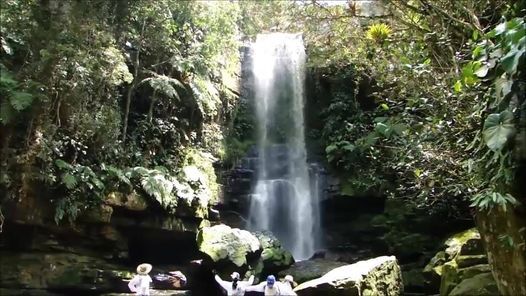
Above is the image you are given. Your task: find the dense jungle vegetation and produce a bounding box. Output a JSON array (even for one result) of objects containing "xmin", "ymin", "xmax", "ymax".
[{"xmin": 1, "ymin": 0, "xmax": 525, "ymax": 294}]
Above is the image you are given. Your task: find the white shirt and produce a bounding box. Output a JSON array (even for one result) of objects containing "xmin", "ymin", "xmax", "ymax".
[
  {"xmin": 279, "ymin": 282, "xmax": 297, "ymax": 296},
  {"xmin": 128, "ymin": 274, "xmax": 153, "ymax": 295},
  {"xmin": 245, "ymin": 282, "xmax": 282, "ymax": 295},
  {"xmin": 215, "ymin": 275, "xmax": 255, "ymax": 296}
]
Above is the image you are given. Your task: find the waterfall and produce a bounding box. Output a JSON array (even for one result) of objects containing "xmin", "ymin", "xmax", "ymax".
[{"xmin": 247, "ymin": 33, "xmax": 322, "ymax": 260}]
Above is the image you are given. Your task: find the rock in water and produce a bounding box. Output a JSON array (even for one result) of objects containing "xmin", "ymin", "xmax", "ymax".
[{"xmin": 293, "ymin": 256, "xmax": 402, "ymax": 296}]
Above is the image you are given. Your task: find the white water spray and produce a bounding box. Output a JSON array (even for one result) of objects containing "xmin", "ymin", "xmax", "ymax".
[{"xmin": 248, "ymin": 33, "xmax": 321, "ymax": 260}]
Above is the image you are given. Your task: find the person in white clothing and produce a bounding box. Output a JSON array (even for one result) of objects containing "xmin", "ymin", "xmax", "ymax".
[
  {"xmin": 215, "ymin": 271, "xmax": 255, "ymax": 296},
  {"xmin": 279, "ymin": 275, "xmax": 297, "ymax": 295},
  {"xmin": 128, "ymin": 263, "xmax": 153, "ymax": 296},
  {"xmin": 245, "ymin": 275, "xmax": 281, "ymax": 296}
]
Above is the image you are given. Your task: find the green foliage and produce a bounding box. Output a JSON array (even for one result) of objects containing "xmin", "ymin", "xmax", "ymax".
[
  {"xmin": 299, "ymin": 0, "xmax": 524, "ymax": 217},
  {"xmin": 52, "ymin": 159, "xmax": 107, "ymax": 224},
  {"xmin": 458, "ymin": 17, "xmax": 525, "ymax": 211},
  {"xmin": 127, "ymin": 167, "xmax": 178, "ymax": 212},
  {"xmin": 366, "ymin": 23, "xmax": 392, "ymax": 43},
  {"xmin": 0, "ymin": 65, "xmax": 35, "ymax": 124},
  {"xmin": 140, "ymin": 74, "xmax": 186, "ymax": 101},
  {"xmin": 0, "ymin": 0, "xmax": 241, "ymax": 222},
  {"xmin": 470, "ymin": 191, "xmax": 518, "ymax": 212},
  {"xmin": 181, "ymin": 148, "xmax": 219, "ymax": 205}
]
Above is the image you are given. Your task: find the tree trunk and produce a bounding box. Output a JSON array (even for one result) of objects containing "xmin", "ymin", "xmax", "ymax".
[
  {"xmin": 121, "ymin": 20, "xmax": 146, "ymax": 143},
  {"xmin": 147, "ymin": 90, "xmax": 158, "ymax": 123},
  {"xmin": 476, "ymin": 207, "xmax": 526, "ymax": 295}
]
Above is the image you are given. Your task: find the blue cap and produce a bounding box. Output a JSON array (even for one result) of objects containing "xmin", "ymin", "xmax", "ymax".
[{"xmin": 266, "ymin": 275, "xmax": 275, "ymax": 285}]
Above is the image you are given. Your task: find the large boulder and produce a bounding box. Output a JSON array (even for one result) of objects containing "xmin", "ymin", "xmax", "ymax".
[
  {"xmin": 443, "ymin": 228, "xmax": 482, "ymax": 260},
  {"xmin": 293, "ymin": 256, "xmax": 402, "ymax": 296},
  {"xmin": 423, "ymin": 228, "xmax": 498, "ymax": 296},
  {"xmin": 278, "ymin": 259, "xmax": 347, "ymax": 284},
  {"xmin": 449, "ymin": 273, "xmax": 499, "ymax": 296},
  {"xmin": 196, "ymin": 224, "xmax": 260, "ymax": 267},
  {"xmin": 254, "ymin": 231, "xmax": 294, "ymax": 273}
]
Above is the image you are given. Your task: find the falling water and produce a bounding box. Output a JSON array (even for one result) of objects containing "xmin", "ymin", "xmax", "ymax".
[{"xmin": 247, "ymin": 33, "xmax": 321, "ymax": 260}]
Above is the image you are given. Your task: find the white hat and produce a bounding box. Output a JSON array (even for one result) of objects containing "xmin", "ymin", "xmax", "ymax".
[
  {"xmin": 284, "ymin": 275, "xmax": 297, "ymax": 287},
  {"xmin": 231, "ymin": 272, "xmax": 240, "ymax": 280},
  {"xmin": 137, "ymin": 263, "xmax": 152, "ymax": 275}
]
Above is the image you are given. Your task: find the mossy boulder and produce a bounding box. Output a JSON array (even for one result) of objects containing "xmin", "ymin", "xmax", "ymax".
[
  {"xmin": 423, "ymin": 251, "xmax": 447, "ymax": 289},
  {"xmin": 457, "ymin": 264, "xmax": 491, "ymax": 280},
  {"xmin": 254, "ymin": 231, "xmax": 294, "ymax": 272},
  {"xmin": 449, "ymin": 273, "xmax": 499, "ymax": 296},
  {"xmin": 402, "ymin": 268, "xmax": 426, "ymax": 292},
  {"xmin": 439, "ymin": 261, "xmax": 460, "ymax": 296},
  {"xmin": 196, "ymin": 224, "xmax": 260, "ymax": 267},
  {"xmin": 294, "ymin": 256, "xmax": 403, "ymax": 296},
  {"xmin": 425, "ymin": 228, "xmax": 498, "ymax": 296},
  {"xmin": 444, "ymin": 228, "xmax": 480, "ymax": 260}
]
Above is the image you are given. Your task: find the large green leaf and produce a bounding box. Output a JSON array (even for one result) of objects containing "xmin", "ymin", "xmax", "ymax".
[
  {"xmin": 375, "ymin": 122, "xmax": 390, "ymax": 137},
  {"xmin": 501, "ymin": 47, "xmax": 524, "ymax": 74},
  {"xmin": 482, "ymin": 111, "xmax": 515, "ymax": 151}
]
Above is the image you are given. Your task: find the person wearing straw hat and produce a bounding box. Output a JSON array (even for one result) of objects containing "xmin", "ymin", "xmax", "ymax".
[
  {"xmin": 128, "ymin": 263, "xmax": 153, "ymax": 296},
  {"xmin": 215, "ymin": 271, "xmax": 255, "ymax": 296}
]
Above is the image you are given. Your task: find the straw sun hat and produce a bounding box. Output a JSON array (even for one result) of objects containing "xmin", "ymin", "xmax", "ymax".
[{"xmin": 137, "ymin": 263, "xmax": 153, "ymax": 275}]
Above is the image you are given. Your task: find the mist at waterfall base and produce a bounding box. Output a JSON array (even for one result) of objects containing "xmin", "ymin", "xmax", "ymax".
[{"xmin": 247, "ymin": 33, "xmax": 323, "ymax": 260}]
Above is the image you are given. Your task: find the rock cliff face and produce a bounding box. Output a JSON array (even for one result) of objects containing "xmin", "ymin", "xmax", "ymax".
[
  {"xmin": 0, "ymin": 186, "xmax": 297, "ymax": 295},
  {"xmin": 0, "ymin": 188, "xmax": 212, "ymax": 295}
]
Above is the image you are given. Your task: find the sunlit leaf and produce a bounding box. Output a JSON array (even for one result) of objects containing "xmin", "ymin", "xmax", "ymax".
[
  {"xmin": 474, "ymin": 64, "xmax": 489, "ymax": 78},
  {"xmin": 453, "ymin": 80, "xmax": 462, "ymax": 93}
]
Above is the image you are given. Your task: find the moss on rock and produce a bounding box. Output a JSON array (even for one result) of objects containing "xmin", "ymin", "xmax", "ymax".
[
  {"xmin": 196, "ymin": 224, "xmax": 260, "ymax": 267},
  {"xmin": 294, "ymin": 256, "xmax": 403, "ymax": 296},
  {"xmin": 254, "ymin": 231, "xmax": 294, "ymax": 270},
  {"xmin": 426, "ymin": 228, "xmax": 498, "ymax": 296},
  {"xmin": 444, "ymin": 228, "xmax": 480, "ymax": 260},
  {"xmin": 449, "ymin": 273, "xmax": 499, "ymax": 296}
]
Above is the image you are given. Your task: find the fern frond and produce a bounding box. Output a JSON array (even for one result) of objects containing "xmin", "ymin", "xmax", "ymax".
[
  {"xmin": 61, "ymin": 173, "xmax": 78, "ymax": 189},
  {"xmin": 0, "ymin": 100, "xmax": 14, "ymax": 124},
  {"xmin": 140, "ymin": 73, "xmax": 186, "ymax": 100}
]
